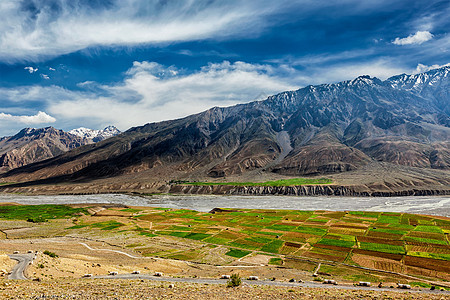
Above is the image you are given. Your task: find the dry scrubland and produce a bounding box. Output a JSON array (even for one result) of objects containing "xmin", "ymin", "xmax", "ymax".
[
  {"xmin": 0, "ymin": 203, "xmax": 449, "ymax": 298},
  {"xmin": 0, "ymin": 254, "xmax": 14, "ymax": 277},
  {"xmin": 0, "ymin": 279, "xmax": 448, "ymax": 300}
]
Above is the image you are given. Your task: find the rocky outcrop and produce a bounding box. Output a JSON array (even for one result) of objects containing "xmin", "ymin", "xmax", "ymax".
[
  {"xmin": 166, "ymin": 184, "xmax": 450, "ymax": 197},
  {"xmin": 0, "ymin": 177, "xmax": 448, "ymax": 196}
]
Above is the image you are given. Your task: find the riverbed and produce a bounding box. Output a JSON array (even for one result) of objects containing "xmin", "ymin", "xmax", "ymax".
[{"xmin": 0, "ymin": 194, "xmax": 449, "ymax": 217}]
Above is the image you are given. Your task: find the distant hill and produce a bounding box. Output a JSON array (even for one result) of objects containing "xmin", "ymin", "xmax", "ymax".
[
  {"xmin": 1, "ymin": 67, "xmax": 448, "ymax": 194},
  {"xmin": 0, "ymin": 126, "xmax": 120, "ymax": 172}
]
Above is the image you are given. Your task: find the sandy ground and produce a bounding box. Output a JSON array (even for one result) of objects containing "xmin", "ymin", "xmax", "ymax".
[
  {"xmin": 0, "ymin": 279, "xmax": 448, "ymax": 299},
  {"xmin": 0, "ymin": 237, "xmax": 314, "ymax": 282},
  {"xmin": 0, "ymin": 253, "xmax": 15, "ymax": 277}
]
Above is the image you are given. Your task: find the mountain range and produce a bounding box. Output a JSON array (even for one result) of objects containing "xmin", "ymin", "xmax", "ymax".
[
  {"xmin": 0, "ymin": 67, "xmax": 448, "ymax": 195},
  {"xmin": 0, "ymin": 126, "xmax": 120, "ymax": 172}
]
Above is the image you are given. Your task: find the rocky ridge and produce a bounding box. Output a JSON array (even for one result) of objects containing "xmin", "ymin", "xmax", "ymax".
[{"xmin": 166, "ymin": 183, "xmax": 450, "ymax": 197}]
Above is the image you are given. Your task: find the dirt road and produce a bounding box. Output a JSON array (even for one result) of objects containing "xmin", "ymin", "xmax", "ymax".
[{"xmin": 8, "ymin": 253, "xmax": 34, "ymax": 280}]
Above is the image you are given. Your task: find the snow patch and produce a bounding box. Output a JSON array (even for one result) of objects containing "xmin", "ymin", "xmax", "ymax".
[{"xmin": 69, "ymin": 126, "xmax": 120, "ymax": 141}]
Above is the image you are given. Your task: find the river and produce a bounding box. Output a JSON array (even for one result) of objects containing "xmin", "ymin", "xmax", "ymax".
[{"xmin": 0, "ymin": 194, "xmax": 449, "ymax": 217}]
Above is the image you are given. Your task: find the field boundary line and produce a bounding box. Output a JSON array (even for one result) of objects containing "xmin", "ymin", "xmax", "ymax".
[
  {"xmin": 285, "ymin": 255, "xmax": 450, "ymax": 288},
  {"xmin": 79, "ymin": 242, "xmax": 143, "ymax": 259}
]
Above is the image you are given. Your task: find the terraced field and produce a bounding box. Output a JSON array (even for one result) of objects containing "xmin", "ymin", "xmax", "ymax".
[
  {"xmin": 66, "ymin": 206, "xmax": 450, "ymax": 279},
  {"xmin": 1, "ymin": 204, "xmax": 449, "ymax": 284}
]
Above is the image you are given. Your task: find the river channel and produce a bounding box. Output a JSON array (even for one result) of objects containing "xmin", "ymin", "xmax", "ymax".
[{"xmin": 0, "ymin": 194, "xmax": 449, "ymax": 217}]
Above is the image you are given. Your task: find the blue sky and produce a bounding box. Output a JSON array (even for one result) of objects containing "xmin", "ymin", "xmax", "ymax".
[{"xmin": 0, "ymin": 0, "xmax": 449, "ymax": 136}]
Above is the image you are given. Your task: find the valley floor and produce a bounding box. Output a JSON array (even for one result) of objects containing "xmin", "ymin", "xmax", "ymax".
[
  {"xmin": 1, "ymin": 278, "xmax": 449, "ymax": 300},
  {"xmin": 0, "ymin": 203, "xmax": 449, "ymax": 299}
]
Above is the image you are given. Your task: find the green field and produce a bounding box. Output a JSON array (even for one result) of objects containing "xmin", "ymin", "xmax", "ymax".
[
  {"xmin": 317, "ymin": 238, "xmax": 355, "ymax": 248},
  {"xmin": 0, "ymin": 204, "xmax": 87, "ymax": 222},
  {"xmin": 359, "ymin": 242, "xmax": 406, "ymax": 254},
  {"xmin": 413, "ymin": 225, "xmax": 443, "ymax": 233},
  {"xmin": 0, "ymin": 203, "xmax": 449, "ymax": 280},
  {"xmin": 268, "ymin": 257, "xmax": 283, "ymax": 265},
  {"xmin": 177, "ymin": 177, "xmax": 332, "ymax": 186},
  {"xmin": 128, "ymin": 206, "xmax": 450, "ymax": 266},
  {"xmin": 369, "ymin": 228, "xmax": 409, "ymax": 235},
  {"xmin": 91, "ymin": 220, "xmax": 125, "ymax": 230},
  {"xmin": 225, "ymin": 248, "xmax": 251, "ymax": 258}
]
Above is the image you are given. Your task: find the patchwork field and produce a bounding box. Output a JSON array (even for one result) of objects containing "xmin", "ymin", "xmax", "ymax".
[{"xmin": 0, "ymin": 203, "xmax": 449, "ymax": 287}]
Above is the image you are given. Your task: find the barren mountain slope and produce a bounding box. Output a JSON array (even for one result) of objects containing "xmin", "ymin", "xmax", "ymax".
[
  {"xmin": 0, "ymin": 127, "xmax": 88, "ymax": 172},
  {"xmin": 0, "ymin": 126, "xmax": 121, "ymax": 173},
  {"xmin": 1, "ymin": 67, "xmax": 449, "ymax": 193}
]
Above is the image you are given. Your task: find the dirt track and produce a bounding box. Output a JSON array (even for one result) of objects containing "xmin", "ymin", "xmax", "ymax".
[{"xmin": 7, "ymin": 253, "xmax": 34, "ymax": 280}]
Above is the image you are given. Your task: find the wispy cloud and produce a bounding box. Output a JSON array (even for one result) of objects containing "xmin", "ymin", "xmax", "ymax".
[
  {"xmin": 0, "ymin": 0, "xmax": 295, "ymax": 62},
  {"xmin": 268, "ymin": 54, "xmax": 411, "ymax": 85},
  {"xmin": 0, "ymin": 111, "xmax": 56, "ymax": 124},
  {"xmin": 311, "ymin": 59, "xmax": 411, "ymax": 83},
  {"xmin": 415, "ymin": 62, "xmax": 450, "ymax": 73},
  {"xmin": 393, "ymin": 31, "xmax": 434, "ymax": 45}
]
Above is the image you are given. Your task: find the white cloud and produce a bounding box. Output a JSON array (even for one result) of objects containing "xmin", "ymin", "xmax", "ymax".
[
  {"xmin": 266, "ymin": 48, "xmax": 413, "ymax": 84},
  {"xmin": 0, "ymin": 0, "xmax": 296, "ymax": 62},
  {"xmin": 24, "ymin": 66, "xmax": 38, "ymax": 73},
  {"xmin": 393, "ymin": 31, "xmax": 434, "ymax": 45},
  {"xmin": 40, "ymin": 74, "xmax": 50, "ymax": 80},
  {"xmin": 0, "ymin": 61, "xmax": 297, "ymax": 131},
  {"xmin": 0, "ymin": 111, "xmax": 56, "ymax": 124},
  {"xmin": 312, "ymin": 60, "xmax": 411, "ymax": 82},
  {"xmin": 415, "ymin": 63, "xmax": 450, "ymax": 73},
  {"xmin": 269, "ymin": 54, "xmax": 411, "ymax": 85},
  {"xmin": 49, "ymin": 61, "xmax": 297, "ymax": 129}
]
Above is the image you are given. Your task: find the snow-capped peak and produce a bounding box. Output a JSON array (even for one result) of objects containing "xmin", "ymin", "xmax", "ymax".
[
  {"xmin": 68, "ymin": 127, "xmax": 97, "ymax": 139},
  {"xmin": 69, "ymin": 126, "xmax": 120, "ymax": 142},
  {"xmin": 348, "ymin": 75, "xmax": 380, "ymax": 87},
  {"xmin": 101, "ymin": 125, "xmax": 121, "ymax": 137},
  {"xmin": 387, "ymin": 65, "xmax": 449, "ymax": 92}
]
